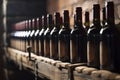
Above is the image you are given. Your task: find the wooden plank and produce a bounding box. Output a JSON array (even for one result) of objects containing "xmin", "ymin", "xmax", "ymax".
[{"xmin": 7, "ymin": 47, "xmax": 120, "ymax": 80}]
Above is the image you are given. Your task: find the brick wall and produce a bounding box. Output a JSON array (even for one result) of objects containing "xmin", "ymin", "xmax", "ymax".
[{"xmin": 47, "ymin": 0, "xmax": 120, "ymax": 27}]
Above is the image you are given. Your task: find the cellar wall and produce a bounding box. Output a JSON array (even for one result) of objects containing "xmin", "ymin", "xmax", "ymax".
[{"xmin": 47, "ymin": 0, "xmax": 120, "ymax": 27}]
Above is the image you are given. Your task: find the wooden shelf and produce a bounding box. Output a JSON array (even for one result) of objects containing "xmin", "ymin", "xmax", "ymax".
[{"xmin": 6, "ymin": 47, "xmax": 120, "ymax": 80}]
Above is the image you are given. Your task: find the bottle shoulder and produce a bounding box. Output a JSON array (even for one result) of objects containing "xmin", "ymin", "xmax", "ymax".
[
  {"xmin": 100, "ymin": 25, "xmax": 117, "ymax": 35},
  {"xmin": 50, "ymin": 27, "xmax": 59, "ymax": 35},
  {"xmin": 34, "ymin": 30, "xmax": 40, "ymax": 37},
  {"xmin": 39, "ymin": 29, "xmax": 45, "ymax": 36},
  {"xmin": 71, "ymin": 27, "xmax": 86, "ymax": 34},
  {"xmin": 30, "ymin": 30, "xmax": 35, "ymax": 37},
  {"xmin": 44, "ymin": 28, "xmax": 51, "ymax": 36},
  {"xmin": 87, "ymin": 25, "xmax": 101, "ymax": 34},
  {"xmin": 59, "ymin": 27, "xmax": 71, "ymax": 34}
]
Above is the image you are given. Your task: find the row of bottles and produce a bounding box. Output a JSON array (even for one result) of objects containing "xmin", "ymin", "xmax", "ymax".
[{"xmin": 9, "ymin": 1, "xmax": 120, "ymax": 73}]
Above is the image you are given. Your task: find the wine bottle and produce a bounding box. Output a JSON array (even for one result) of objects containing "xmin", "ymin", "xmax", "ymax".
[
  {"xmin": 25, "ymin": 20, "xmax": 29, "ymax": 52},
  {"xmin": 24, "ymin": 20, "xmax": 27, "ymax": 52},
  {"xmin": 87, "ymin": 4, "xmax": 101, "ymax": 68},
  {"xmin": 58, "ymin": 10, "xmax": 71, "ymax": 62},
  {"xmin": 101, "ymin": 7, "xmax": 106, "ymax": 26},
  {"xmin": 22, "ymin": 21, "xmax": 26, "ymax": 52},
  {"xmin": 39, "ymin": 16, "xmax": 47, "ymax": 56},
  {"xmin": 50, "ymin": 12, "xmax": 61, "ymax": 59},
  {"xmin": 26, "ymin": 20, "xmax": 31, "ymax": 48},
  {"xmin": 44, "ymin": 14, "xmax": 53, "ymax": 57},
  {"xmin": 70, "ymin": 7, "xmax": 87, "ymax": 63},
  {"xmin": 30, "ymin": 19, "xmax": 35, "ymax": 53},
  {"xmin": 34, "ymin": 18, "xmax": 42, "ymax": 55},
  {"xmin": 100, "ymin": 2, "xmax": 120, "ymax": 72}
]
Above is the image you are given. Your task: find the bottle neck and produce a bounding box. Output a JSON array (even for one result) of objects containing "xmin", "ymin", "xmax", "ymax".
[
  {"xmin": 93, "ymin": 4, "xmax": 101, "ymax": 27},
  {"xmin": 63, "ymin": 10, "xmax": 70, "ymax": 28},
  {"xmin": 37, "ymin": 18, "xmax": 42, "ymax": 30},
  {"xmin": 63, "ymin": 18, "xmax": 70, "ymax": 28},
  {"xmin": 102, "ymin": 7, "xmax": 106, "ymax": 26},
  {"xmin": 42, "ymin": 16, "xmax": 47, "ymax": 29},
  {"xmin": 29, "ymin": 20, "xmax": 32, "ymax": 31},
  {"xmin": 47, "ymin": 14, "xmax": 53, "ymax": 29},
  {"xmin": 93, "ymin": 19, "xmax": 100, "ymax": 26},
  {"xmin": 25, "ymin": 21, "xmax": 29, "ymax": 31},
  {"xmin": 54, "ymin": 12, "xmax": 61, "ymax": 29},
  {"xmin": 84, "ymin": 12, "xmax": 90, "ymax": 28},
  {"xmin": 107, "ymin": 2, "xmax": 115, "ymax": 26},
  {"xmin": 75, "ymin": 8, "xmax": 83, "ymax": 27},
  {"xmin": 35, "ymin": 20, "xmax": 38, "ymax": 30}
]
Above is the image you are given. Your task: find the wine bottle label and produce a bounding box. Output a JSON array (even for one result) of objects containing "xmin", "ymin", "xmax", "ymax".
[{"xmin": 44, "ymin": 39, "xmax": 50, "ymax": 57}]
